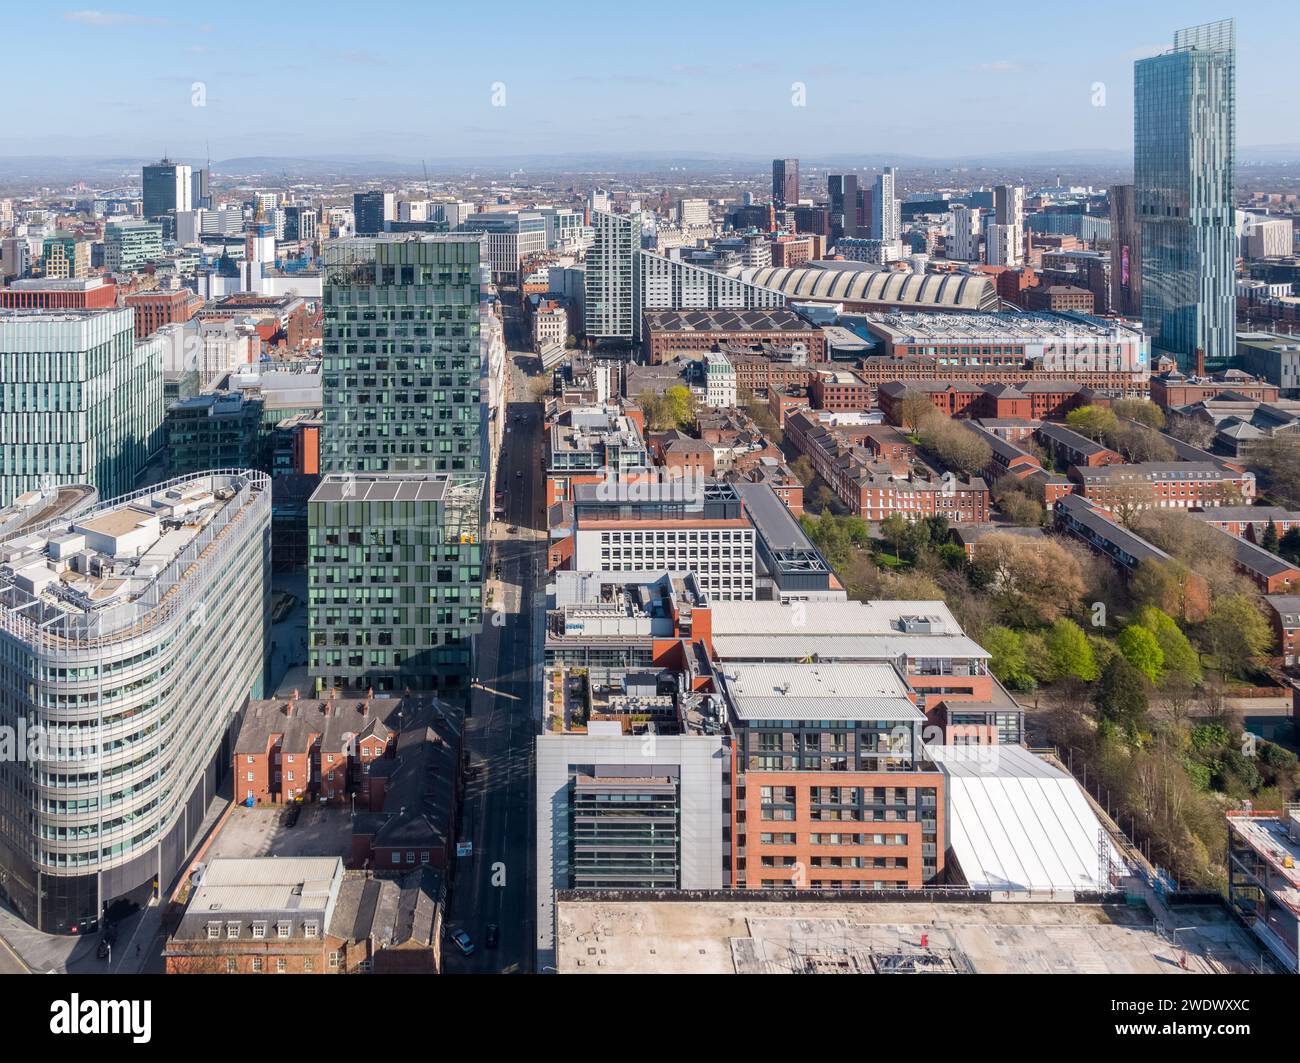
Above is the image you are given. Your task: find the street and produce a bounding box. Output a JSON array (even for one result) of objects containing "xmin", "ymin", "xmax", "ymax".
[{"xmin": 443, "ymin": 348, "xmax": 545, "ymax": 973}]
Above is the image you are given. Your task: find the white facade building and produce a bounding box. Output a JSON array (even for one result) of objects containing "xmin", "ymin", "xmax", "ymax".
[
  {"xmin": 948, "ymin": 205, "xmax": 982, "ymax": 262},
  {"xmin": 703, "ymin": 351, "xmax": 737, "ymax": 408}
]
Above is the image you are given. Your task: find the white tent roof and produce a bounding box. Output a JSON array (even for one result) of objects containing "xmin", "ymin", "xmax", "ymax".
[{"xmin": 929, "ymin": 744, "xmax": 1126, "ymax": 892}]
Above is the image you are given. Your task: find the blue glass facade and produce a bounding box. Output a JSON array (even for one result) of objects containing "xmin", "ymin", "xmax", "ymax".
[{"xmin": 1134, "ymin": 20, "xmax": 1236, "ymax": 372}]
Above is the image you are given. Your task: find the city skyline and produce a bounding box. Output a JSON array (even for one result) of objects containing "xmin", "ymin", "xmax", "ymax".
[{"xmin": 5, "ymin": 2, "xmax": 1298, "ymax": 162}]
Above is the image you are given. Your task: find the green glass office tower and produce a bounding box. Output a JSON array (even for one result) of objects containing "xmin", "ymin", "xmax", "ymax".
[
  {"xmin": 309, "ymin": 235, "xmax": 486, "ymax": 694},
  {"xmin": 0, "ymin": 308, "xmax": 164, "ymax": 507},
  {"xmin": 1135, "ymin": 19, "xmax": 1236, "ymax": 372},
  {"xmin": 319, "ymin": 236, "xmax": 484, "ymax": 476},
  {"xmin": 308, "ymin": 473, "xmax": 483, "ymax": 693}
]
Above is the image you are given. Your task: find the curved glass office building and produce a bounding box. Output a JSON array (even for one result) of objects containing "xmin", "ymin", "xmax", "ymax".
[{"xmin": 0, "ymin": 470, "xmax": 270, "ymax": 932}]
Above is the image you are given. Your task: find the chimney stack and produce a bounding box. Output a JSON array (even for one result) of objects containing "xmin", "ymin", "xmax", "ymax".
[{"xmin": 1195, "ymin": 347, "xmax": 1206, "ymax": 378}]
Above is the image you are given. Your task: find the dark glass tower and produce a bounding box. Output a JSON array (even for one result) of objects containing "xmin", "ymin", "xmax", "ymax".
[{"xmin": 1135, "ymin": 19, "xmax": 1236, "ymax": 371}]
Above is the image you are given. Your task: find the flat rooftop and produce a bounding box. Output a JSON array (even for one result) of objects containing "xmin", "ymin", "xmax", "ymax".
[
  {"xmin": 310, "ymin": 474, "xmax": 452, "ymax": 504},
  {"xmin": 716, "ymin": 661, "xmax": 922, "ymax": 722},
  {"xmin": 642, "ymin": 308, "xmax": 815, "ymax": 333},
  {"xmin": 0, "ymin": 472, "xmax": 262, "ymax": 639},
  {"xmin": 555, "ymin": 899, "xmax": 1265, "ymax": 974},
  {"xmin": 866, "ymin": 310, "xmax": 1141, "ymax": 342}
]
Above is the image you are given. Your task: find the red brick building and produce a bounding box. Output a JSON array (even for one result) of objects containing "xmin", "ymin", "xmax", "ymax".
[
  {"xmin": 1070, "ymin": 462, "xmax": 1257, "ymax": 512},
  {"xmin": 641, "ymin": 308, "xmax": 826, "ymax": 364},
  {"xmin": 0, "ymin": 276, "xmax": 117, "ymax": 309},
  {"xmin": 858, "ymin": 358, "xmax": 1147, "ymax": 400},
  {"xmin": 1150, "ymin": 370, "xmax": 1281, "ymax": 410},
  {"xmin": 124, "ymin": 286, "xmax": 202, "ymax": 339},
  {"xmin": 1265, "ymin": 595, "xmax": 1300, "ymax": 666},
  {"xmin": 235, "ymin": 694, "xmax": 398, "ymax": 806},
  {"xmin": 810, "ymin": 368, "xmax": 874, "ymax": 411},
  {"xmin": 1024, "ymin": 284, "xmax": 1095, "ymax": 313},
  {"xmin": 878, "ymin": 380, "xmax": 1089, "ymax": 425}
]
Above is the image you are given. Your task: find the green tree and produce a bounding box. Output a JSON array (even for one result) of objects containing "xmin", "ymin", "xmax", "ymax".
[
  {"xmin": 1118, "ymin": 624, "xmax": 1165, "ymax": 682},
  {"xmin": 660, "ymin": 385, "xmax": 698, "ymax": 430},
  {"xmin": 1280, "ymin": 526, "xmax": 1300, "ymax": 564},
  {"xmin": 1066, "ymin": 405, "xmax": 1121, "ymax": 442},
  {"xmin": 1094, "ymin": 655, "xmax": 1149, "ymax": 731},
  {"xmin": 1135, "ymin": 605, "xmax": 1202, "ymax": 685},
  {"xmin": 1112, "ymin": 398, "xmax": 1166, "ymax": 430},
  {"xmin": 983, "ymin": 626, "xmax": 1033, "ymax": 689},
  {"xmin": 1201, "ymin": 594, "xmax": 1273, "ymax": 677},
  {"xmin": 879, "ymin": 513, "xmax": 909, "ymax": 557},
  {"xmin": 1045, "ymin": 618, "xmax": 1098, "ymax": 681},
  {"xmin": 1263, "ymin": 519, "xmax": 1280, "ymax": 554}
]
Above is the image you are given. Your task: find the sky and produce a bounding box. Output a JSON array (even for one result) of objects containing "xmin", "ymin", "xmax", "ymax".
[{"xmin": 4, "ymin": 2, "xmax": 1297, "ymax": 162}]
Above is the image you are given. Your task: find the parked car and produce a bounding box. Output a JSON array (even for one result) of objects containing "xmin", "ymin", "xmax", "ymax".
[
  {"xmin": 451, "ymin": 929, "xmax": 475, "ymax": 956},
  {"xmin": 485, "ymin": 924, "xmax": 499, "ymax": 949},
  {"xmin": 282, "ymin": 802, "xmax": 301, "ymax": 828}
]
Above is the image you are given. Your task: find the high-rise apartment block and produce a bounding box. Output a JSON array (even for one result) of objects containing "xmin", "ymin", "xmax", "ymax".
[
  {"xmin": 585, "ymin": 209, "xmax": 642, "ymax": 342},
  {"xmin": 1135, "ymin": 19, "xmax": 1236, "ymax": 370},
  {"xmin": 307, "ymin": 473, "xmax": 483, "ymax": 693},
  {"xmin": 948, "ymin": 205, "xmax": 981, "ymax": 262},
  {"xmin": 992, "ymin": 185, "xmax": 1024, "ymax": 266},
  {"xmin": 0, "ymin": 307, "xmax": 164, "ymax": 507},
  {"xmin": 0, "ymin": 471, "xmax": 270, "ymax": 932},
  {"xmin": 309, "ymin": 235, "xmax": 487, "ymax": 694},
  {"xmin": 872, "ymin": 167, "xmax": 899, "ymax": 242}
]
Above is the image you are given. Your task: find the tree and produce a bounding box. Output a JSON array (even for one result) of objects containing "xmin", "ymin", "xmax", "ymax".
[
  {"xmin": 1167, "ymin": 411, "xmax": 1216, "ymax": 451},
  {"xmin": 1118, "ymin": 624, "xmax": 1165, "ymax": 682},
  {"xmin": 1045, "ymin": 618, "xmax": 1099, "ymax": 681},
  {"xmin": 1247, "ymin": 436, "xmax": 1300, "ymax": 508},
  {"xmin": 1112, "ymin": 399, "xmax": 1166, "ymax": 431},
  {"xmin": 1135, "ymin": 605, "xmax": 1203, "ymax": 685},
  {"xmin": 879, "ymin": 513, "xmax": 909, "ymax": 557},
  {"xmin": 659, "ymin": 385, "xmax": 698, "ymax": 431},
  {"xmin": 1000, "ymin": 490, "xmax": 1046, "ymax": 526},
  {"xmin": 970, "ymin": 533, "xmax": 1087, "ymax": 627},
  {"xmin": 1094, "ymin": 655, "xmax": 1149, "ymax": 731},
  {"xmin": 983, "ymin": 626, "xmax": 1034, "ymax": 689},
  {"xmin": 897, "ymin": 390, "xmax": 935, "ymax": 435},
  {"xmin": 1066, "ymin": 405, "xmax": 1121, "ymax": 442},
  {"xmin": 917, "ymin": 416, "xmax": 991, "ymax": 476},
  {"xmin": 1263, "ymin": 519, "xmax": 1280, "ymax": 554},
  {"xmin": 1201, "ymin": 594, "xmax": 1272, "ymax": 677},
  {"xmin": 1282, "ymin": 526, "xmax": 1300, "ymax": 565},
  {"xmin": 790, "ymin": 455, "xmax": 815, "ymax": 487},
  {"xmin": 1114, "ymin": 422, "xmax": 1176, "ymax": 464}
]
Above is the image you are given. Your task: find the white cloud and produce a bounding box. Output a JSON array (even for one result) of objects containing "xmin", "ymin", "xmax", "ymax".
[{"xmin": 63, "ymin": 10, "xmax": 175, "ymax": 27}]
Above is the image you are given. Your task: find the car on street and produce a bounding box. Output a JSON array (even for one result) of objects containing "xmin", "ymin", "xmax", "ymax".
[
  {"xmin": 515, "ymin": 470, "xmax": 522, "ymax": 478},
  {"xmin": 451, "ymin": 929, "xmax": 475, "ymax": 956},
  {"xmin": 486, "ymin": 924, "xmax": 499, "ymax": 948},
  {"xmin": 97, "ymin": 925, "xmax": 118, "ymax": 960}
]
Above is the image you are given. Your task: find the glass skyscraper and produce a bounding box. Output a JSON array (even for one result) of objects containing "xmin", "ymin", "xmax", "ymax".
[
  {"xmin": 0, "ymin": 307, "xmax": 164, "ymax": 507},
  {"xmin": 1134, "ymin": 19, "xmax": 1236, "ymax": 372},
  {"xmin": 309, "ymin": 235, "xmax": 486, "ymax": 694}
]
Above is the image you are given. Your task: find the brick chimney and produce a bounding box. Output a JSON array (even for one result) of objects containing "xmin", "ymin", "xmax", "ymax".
[{"xmin": 1195, "ymin": 347, "xmax": 1206, "ymax": 378}]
